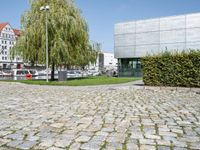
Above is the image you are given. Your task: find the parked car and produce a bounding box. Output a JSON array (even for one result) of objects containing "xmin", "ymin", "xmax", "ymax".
[
  {"xmin": 67, "ymin": 70, "xmax": 79, "ymax": 78},
  {"xmin": 29, "ymin": 69, "xmax": 39, "ymax": 77},
  {"xmin": 88, "ymin": 70, "xmax": 100, "ymax": 76}
]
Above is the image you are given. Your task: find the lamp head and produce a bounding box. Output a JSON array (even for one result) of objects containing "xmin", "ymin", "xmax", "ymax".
[
  {"xmin": 40, "ymin": 6, "xmax": 45, "ymax": 11},
  {"xmin": 40, "ymin": 6, "xmax": 50, "ymax": 11},
  {"xmin": 46, "ymin": 5, "xmax": 50, "ymax": 10}
]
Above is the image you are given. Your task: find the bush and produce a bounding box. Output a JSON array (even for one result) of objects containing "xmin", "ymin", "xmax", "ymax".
[{"xmin": 141, "ymin": 50, "xmax": 200, "ymax": 87}]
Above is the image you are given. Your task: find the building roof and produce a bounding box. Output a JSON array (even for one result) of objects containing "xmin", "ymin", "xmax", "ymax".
[
  {"xmin": 0, "ymin": 22, "xmax": 21, "ymax": 36},
  {"xmin": 0, "ymin": 22, "xmax": 8, "ymax": 31},
  {"xmin": 13, "ymin": 29, "xmax": 21, "ymax": 36}
]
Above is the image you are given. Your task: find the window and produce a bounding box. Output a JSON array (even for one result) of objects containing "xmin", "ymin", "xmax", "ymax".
[
  {"xmin": 2, "ymin": 46, "xmax": 4, "ymax": 50},
  {"xmin": 10, "ymin": 41, "xmax": 11, "ymax": 45},
  {"xmin": 5, "ymin": 51, "xmax": 7, "ymax": 55},
  {"xmin": 5, "ymin": 41, "xmax": 7, "ymax": 44},
  {"xmin": 2, "ymin": 57, "xmax": 4, "ymax": 60},
  {"xmin": 2, "ymin": 40, "xmax": 3, "ymax": 44},
  {"xmin": 4, "ymin": 46, "xmax": 7, "ymax": 49},
  {"xmin": 5, "ymin": 57, "xmax": 7, "ymax": 60},
  {"xmin": 29, "ymin": 70, "xmax": 36, "ymax": 74}
]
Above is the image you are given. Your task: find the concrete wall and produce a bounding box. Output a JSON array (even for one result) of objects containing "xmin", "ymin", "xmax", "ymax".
[{"xmin": 114, "ymin": 12, "xmax": 200, "ymax": 58}]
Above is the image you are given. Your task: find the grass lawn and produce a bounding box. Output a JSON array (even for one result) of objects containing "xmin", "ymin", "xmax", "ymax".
[{"xmin": 2, "ymin": 76, "xmax": 142, "ymax": 86}]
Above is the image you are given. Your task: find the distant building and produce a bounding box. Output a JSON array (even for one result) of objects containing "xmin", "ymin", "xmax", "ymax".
[
  {"xmin": 103, "ymin": 52, "xmax": 118, "ymax": 70},
  {"xmin": 114, "ymin": 12, "xmax": 200, "ymax": 77},
  {"xmin": 0, "ymin": 23, "xmax": 22, "ymax": 69},
  {"xmin": 89, "ymin": 52, "xmax": 117, "ymax": 72}
]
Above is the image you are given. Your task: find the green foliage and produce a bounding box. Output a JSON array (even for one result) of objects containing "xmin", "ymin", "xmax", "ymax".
[
  {"xmin": 12, "ymin": 0, "xmax": 97, "ymax": 77},
  {"xmin": 141, "ymin": 50, "xmax": 200, "ymax": 87}
]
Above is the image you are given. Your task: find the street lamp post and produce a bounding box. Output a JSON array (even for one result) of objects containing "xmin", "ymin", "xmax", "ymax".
[{"xmin": 40, "ymin": 5, "xmax": 50, "ymax": 82}]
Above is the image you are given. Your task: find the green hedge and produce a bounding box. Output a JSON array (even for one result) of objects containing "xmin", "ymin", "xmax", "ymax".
[{"xmin": 141, "ymin": 50, "xmax": 200, "ymax": 87}]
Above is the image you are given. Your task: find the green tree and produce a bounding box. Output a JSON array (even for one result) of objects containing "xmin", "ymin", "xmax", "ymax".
[{"xmin": 12, "ymin": 0, "xmax": 97, "ymax": 80}]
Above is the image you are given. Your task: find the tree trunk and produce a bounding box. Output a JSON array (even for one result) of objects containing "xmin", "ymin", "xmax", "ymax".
[{"xmin": 51, "ymin": 62, "xmax": 55, "ymax": 81}]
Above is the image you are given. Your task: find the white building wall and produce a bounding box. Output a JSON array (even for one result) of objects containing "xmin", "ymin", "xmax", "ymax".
[
  {"xmin": 88, "ymin": 52, "xmax": 117, "ymax": 71},
  {"xmin": 103, "ymin": 53, "xmax": 118, "ymax": 69}
]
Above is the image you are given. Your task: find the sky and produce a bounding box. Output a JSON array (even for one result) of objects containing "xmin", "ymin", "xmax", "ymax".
[{"xmin": 1, "ymin": 0, "xmax": 200, "ymax": 53}]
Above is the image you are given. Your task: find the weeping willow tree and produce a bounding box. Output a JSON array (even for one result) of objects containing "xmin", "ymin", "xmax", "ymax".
[{"xmin": 13, "ymin": 0, "xmax": 97, "ymax": 80}]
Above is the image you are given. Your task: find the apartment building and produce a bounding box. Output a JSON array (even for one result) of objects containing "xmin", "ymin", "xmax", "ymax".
[{"xmin": 0, "ymin": 23, "xmax": 22, "ymax": 69}]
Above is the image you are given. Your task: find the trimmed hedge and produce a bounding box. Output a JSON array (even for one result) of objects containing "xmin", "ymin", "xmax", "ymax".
[{"xmin": 141, "ymin": 50, "xmax": 200, "ymax": 87}]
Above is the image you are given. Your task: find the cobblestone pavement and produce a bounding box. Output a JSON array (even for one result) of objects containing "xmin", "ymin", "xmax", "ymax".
[{"xmin": 0, "ymin": 82, "xmax": 200, "ymax": 150}]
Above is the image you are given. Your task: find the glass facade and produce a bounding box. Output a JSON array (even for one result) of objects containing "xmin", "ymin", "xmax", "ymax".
[
  {"xmin": 118, "ymin": 58, "xmax": 142, "ymax": 77},
  {"xmin": 114, "ymin": 13, "xmax": 200, "ymax": 77}
]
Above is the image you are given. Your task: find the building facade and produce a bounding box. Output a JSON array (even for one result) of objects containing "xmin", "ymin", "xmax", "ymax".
[
  {"xmin": 103, "ymin": 52, "xmax": 118, "ymax": 70},
  {"xmin": 114, "ymin": 12, "xmax": 200, "ymax": 77},
  {"xmin": 89, "ymin": 52, "xmax": 118, "ymax": 72},
  {"xmin": 0, "ymin": 23, "xmax": 22, "ymax": 69}
]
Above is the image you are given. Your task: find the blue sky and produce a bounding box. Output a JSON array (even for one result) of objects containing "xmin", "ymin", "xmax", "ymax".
[{"xmin": 1, "ymin": 0, "xmax": 200, "ymax": 52}]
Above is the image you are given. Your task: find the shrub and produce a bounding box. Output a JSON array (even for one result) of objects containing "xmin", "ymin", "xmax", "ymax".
[{"xmin": 141, "ymin": 50, "xmax": 200, "ymax": 87}]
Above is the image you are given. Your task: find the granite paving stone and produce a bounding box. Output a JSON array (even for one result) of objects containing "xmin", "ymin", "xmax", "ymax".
[{"xmin": 0, "ymin": 82, "xmax": 199, "ymax": 150}]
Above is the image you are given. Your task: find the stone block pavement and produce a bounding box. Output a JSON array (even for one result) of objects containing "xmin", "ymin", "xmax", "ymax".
[{"xmin": 0, "ymin": 82, "xmax": 200, "ymax": 150}]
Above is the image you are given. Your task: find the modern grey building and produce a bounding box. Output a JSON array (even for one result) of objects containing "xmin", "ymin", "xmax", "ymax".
[{"xmin": 114, "ymin": 12, "xmax": 200, "ymax": 77}]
